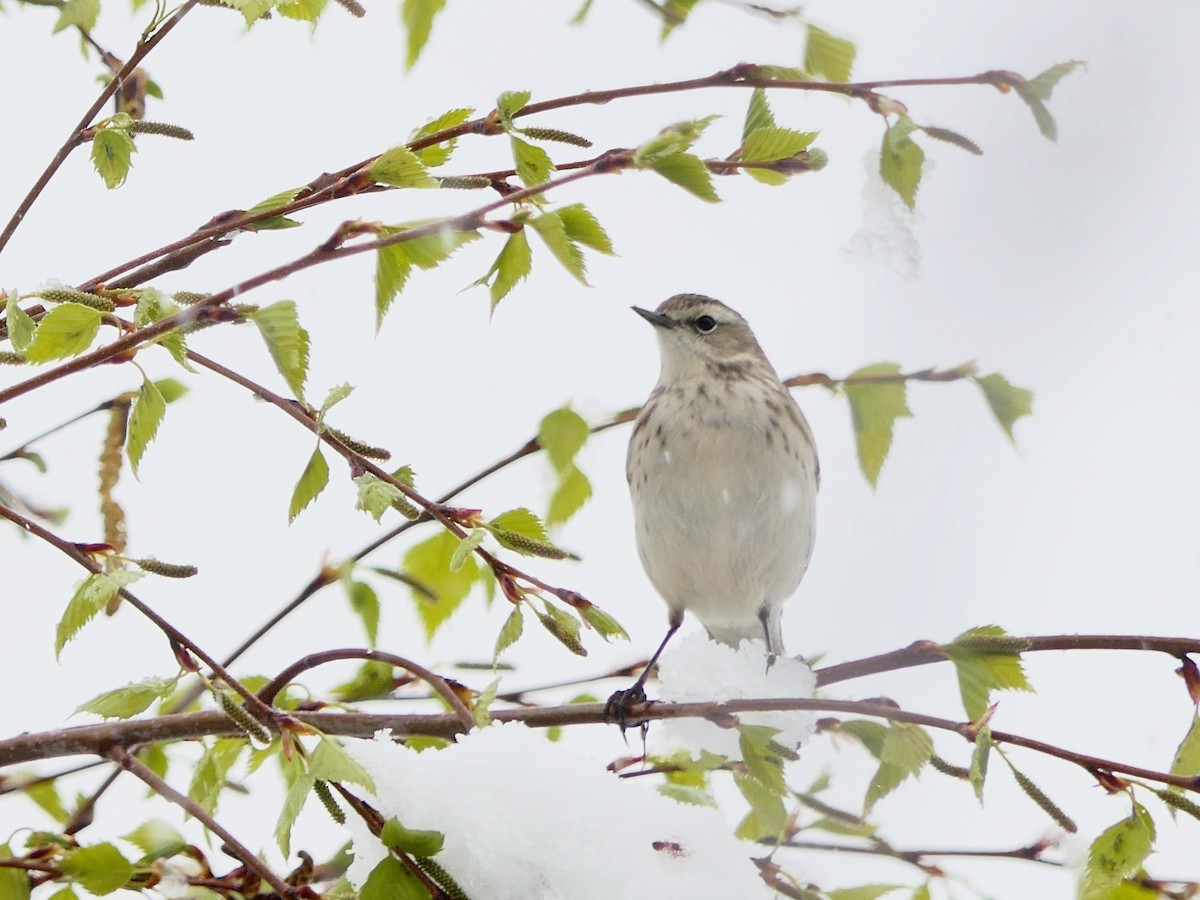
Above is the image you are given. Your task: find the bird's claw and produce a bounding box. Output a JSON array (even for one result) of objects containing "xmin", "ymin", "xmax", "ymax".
[{"xmin": 603, "ymin": 683, "xmax": 649, "ymax": 733}]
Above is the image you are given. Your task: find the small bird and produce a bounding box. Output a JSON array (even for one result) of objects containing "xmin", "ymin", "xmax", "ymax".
[{"xmin": 606, "ymin": 294, "xmax": 819, "ymax": 721}]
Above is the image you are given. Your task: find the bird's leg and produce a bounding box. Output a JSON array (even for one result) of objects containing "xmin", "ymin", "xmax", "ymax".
[
  {"xmin": 758, "ymin": 604, "xmax": 779, "ymax": 671},
  {"xmin": 603, "ymin": 612, "xmax": 682, "ymax": 732}
]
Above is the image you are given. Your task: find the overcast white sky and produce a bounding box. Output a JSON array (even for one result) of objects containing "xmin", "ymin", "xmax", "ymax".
[{"xmin": 3, "ymin": 1, "xmax": 1200, "ymax": 897}]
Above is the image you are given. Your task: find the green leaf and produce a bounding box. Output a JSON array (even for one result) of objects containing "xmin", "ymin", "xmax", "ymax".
[
  {"xmin": 75, "ymin": 676, "xmax": 178, "ymax": 720},
  {"xmin": 375, "ymin": 224, "xmax": 480, "ymax": 328},
  {"xmin": 478, "ymin": 229, "xmax": 533, "ymax": 310},
  {"xmin": 826, "ymin": 888, "xmax": 905, "ymax": 900},
  {"xmin": 633, "ymin": 116, "xmax": 719, "ymax": 166},
  {"xmin": 289, "ymin": 447, "xmax": 329, "ymax": 523},
  {"xmin": 1024, "ymin": 60, "xmax": 1084, "ymax": 102},
  {"xmin": 969, "ymin": 725, "xmax": 992, "ymax": 804},
  {"xmin": 369, "ymin": 146, "xmax": 437, "ymax": 188},
  {"xmin": 275, "ymin": 768, "xmax": 314, "ymax": 858},
  {"xmin": 742, "ymin": 127, "xmax": 817, "ymax": 162},
  {"xmin": 53, "ymin": 0, "xmax": 99, "ymax": 31},
  {"xmin": 188, "ymin": 738, "xmax": 245, "ymax": 815},
  {"xmin": 310, "ymin": 735, "xmax": 375, "ymax": 790},
  {"xmin": 547, "ymin": 464, "xmax": 592, "ymax": 528},
  {"xmin": 805, "ymin": 24, "xmax": 856, "ymax": 83},
  {"xmin": 844, "ymin": 363, "xmax": 912, "ymax": 487},
  {"xmin": 345, "ymin": 579, "xmax": 380, "ymax": 646},
  {"xmin": 733, "ymin": 770, "xmax": 787, "ymax": 841},
  {"xmin": 556, "ymin": 204, "xmax": 614, "ymax": 254},
  {"xmin": 539, "ymin": 406, "xmax": 589, "ymax": 471},
  {"xmin": 650, "ymin": 152, "xmax": 719, "ymax": 203},
  {"xmin": 276, "ymin": 0, "xmax": 328, "ymax": 23},
  {"xmin": 910, "ymin": 885, "xmax": 932, "ymax": 900},
  {"xmin": 880, "ymin": 117, "xmax": 924, "ymax": 209},
  {"xmin": 511, "ymin": 135, "xmax": 554, "ymax": 187},
  {"xmin": 530, "ymin": 212, "xmax": 587, "ymax": 283},
  {"xmin": 579, "ymin": 604, "xmax": 628, "ymax": 641},
  {"xmin": 496, "ymin": 90, "xmax": 532, "ymax": 128},
  {"xmin": 24, "ymin": 303, "xmax": 102, "ymax": 363},
  {"xmin": 24, "ymin": 779, "xmax": 70, "ymax": 823},
  {"xmin": 738, "ymin": 724, "xmax": 790, "ymax": 795},
  {"xmin": 354, "ymin": 473, "xmax": 406, "ymax": 522},
  {"xmin": 489, "ymin": 507, "xmax": 549, "ymax": 543},
  {"xmin": 359, "ymin": 855, "xmax": 428, "ymax": 900},
  {"xmin": 659, "ymin": 783, "xmax": 718, "ymax": 808},
  {"xmin": 126, "ymin": 375, "xmax": 166, "ymax": 479},
  {"xmin": 1081, "ymin": 802, "xmax": 1156, "ymax": 899},
  {"xmin": 404, "ymin": 531, "xmax": 480, "ymax": 640},
  {"xmin": 55, "ymin": 571, "xmax": 143, "ymax": 657},
  {"xmin": 379, "ymin": 818, "xmax": 445, "ymax": 856},
  {"xmin": 1170, "ymin": 715, "xmax": 1200, "ymax": 781},
  {"xmin": 59, "ymin": 843, "xmax": 133, "ymax": 895},
  {"xmin": 5, "ymin": 294, "xmax": 36, "ymax": 352},
  {"xmin": 974, "ymin": 373, "xmax": 1033, "ymax": 442},
  {"xmin": 91, "ymin": 128, "xmax": 136, "ymax": 190},
  {"xmin": 411, "ymin": 108, "xmax": 474, "ymax": 167},
  {"xmin": 837, "ymin": 720, "xmax": 888, "ymax": 758},
  {"xmin": 154, "ymin": 378, "xmax": 189, "ymax": 404},
  {"xmin": 743, "ymin": 88, "xmax": 776, "ymax": 140},
  {"xmin": 251, "ymin": 301, "xmax": 309, "ymax": 400},
  {"xmin": 245, "ymin": 186, "xmax": 303, "ymax": 230},
  {"xmin": 122, "ymin": 819, "xmax": 186, "ymax": 861},
  {"xmin": 942, "ymin": 625, "xmax": 1034, "ymax": 721},
  {"xmin": 494, "ymin": 604, "xmax": 524, "ymax": 662},
  {"xmin": 334, "ymin": 660, "xmax": 396, "ymax": 702},
  {"xmin": 0, "ymin": 844, "xmax": 30, "ymax": 900},
  {"xmin": 449, "ymin": 528, "xmax": 486, "ymax": 573},
  {"xmin": 401, "ymin": 0, "xmax": 446, "ymax": 69},
  {"xmin": 864, "ymin": 722, "xmax": 932, "ymax": 812}
]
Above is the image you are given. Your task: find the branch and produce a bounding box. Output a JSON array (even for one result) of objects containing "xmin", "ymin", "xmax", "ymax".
[
  {"xmin": 109, "ymin": 745, "xmax": 294, "ymax": 897},
  {"xmin": 0, "ymin": 0, "xmax": 200, "ymax": 255},
  {"xmin": 4, "ymin": 696, "xmax": 1197, "ymax": 794}
]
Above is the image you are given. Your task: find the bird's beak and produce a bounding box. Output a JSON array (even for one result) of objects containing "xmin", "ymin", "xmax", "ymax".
[{"xmin": 632, "ymin": 306, "xmax": 673, "ymax": 329}]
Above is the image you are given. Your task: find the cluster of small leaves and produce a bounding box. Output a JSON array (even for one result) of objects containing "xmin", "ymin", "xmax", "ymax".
[
  {"xmin": 734, "ymin": 725, "xmax": 800, "ymax": 841},
  {"xmin": 841, "ymin": 364, "xmax": 1032, "ymax": 487}
]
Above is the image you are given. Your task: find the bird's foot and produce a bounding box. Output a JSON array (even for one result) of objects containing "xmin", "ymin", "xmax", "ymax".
[{"xmin": 603, "ymin": 683, "xmax": 649, "ymax": 733}]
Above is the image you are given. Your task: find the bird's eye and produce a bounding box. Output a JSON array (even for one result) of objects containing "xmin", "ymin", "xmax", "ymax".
[{"xmin": 694, "ymin": 315, "xmax": 717, "ymax": 334}]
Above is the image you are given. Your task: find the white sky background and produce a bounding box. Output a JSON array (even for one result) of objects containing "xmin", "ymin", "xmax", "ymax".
[{"xmin": 2, "ymin": 0, "xmax": 1200, "ymax": 897}]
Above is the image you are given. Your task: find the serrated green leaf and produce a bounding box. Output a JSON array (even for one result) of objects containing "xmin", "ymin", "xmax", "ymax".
[
  {"xmin": 494, "ymin": 604, "xmax": 524, "ymax": 662},
  {"xmin": 547, "ymin": 464, "xmax": 592, "ymax": 527},
  {"xmin": 354, "ymin": 473, "xmax": 405, "ymax": 522},
  {"xmin": 742, "ymin": 127, "xmax": 818, "ymax": 162},
  {"xmin": 496, "ymin": 90, "xmax": 532, "ymax": 127},
  {"xmin": 251, "ymin": 301, "xmax": 309, "ymax": 400},
  {"xmin": 880, "ymin": 117, "xmax": 924, "ymax": 209},
  {"xmin": 53, "ymin": 0, "xmax": 98, "ymax": 31},
  {"xmin": 55, "ymin": 571, "xmax": 143, "ymax": 657},
  {"xmin": 530, "ymin": 212, "xmax": 587, "ymax": 283},
  {"xmin": 411, "ymin": 108, "xmax": 474, "ymax": 165},
  {"xmin": 579, "ymin": 604, "xmax": 628, "ymax": 641},
  {"xmin": 450, "ymin": 528, "xmax": 486, "ymax": 573},
  {"xmin": 310, "ymin": 736, "xmax": 375, "ymax": 791},
  {"xmin": 743, "ymin": 88, "xmax": 776, "ymax": 140},
  {"xmin": 488, "ymin": 508, "xmax": 549, "ymax": 543},
  {"xmin": 334, "ymin": 660, "xmax": 396, "ymax": 702},
  {"xmin": 345, "ymin": 580, "xmax": 380, "ymax": 646},
  {"xmin": 974, "ymin": 373, "xmax": 1033, "ymax": 442},
  {"xmin": 539, "ymin": 406, "xmax": 589, "ymax": 471},
  {"xmin": 650, "ymin": 152, "xmax": 719, "ymax": 203},
  {"xmin": 864, "ymin": 722, "xmax": 932, "ymax": 812},
  {"xmin": 1012, "ymin": 85, "xmax": 1058, "ymax": 141},
  {"xmin": 739, "ymin": 724, "xmax": 789, "ymax": 795},
  {"xmin": 276, "ymin": 0, "xmax": 328, "ymax": 23},
  {"xmin": 5, "ymin": 295, "xmax": 35, "ymax": 352},
  {"xmin": 91, "ymin": 128, "xmax": 136, "ymax": 190},
  {"xmin": 370, "ymin": 146, "xmax": 437, "ymax": 188},
  {"xmin": 826, "ymin": 887, "xmax": 905, "ymax": 900},
  {"xmin": 942, "ymin": 625, "xmax": 1034, "ymax": 721},
  {"xmin": 122, "ymin": 819, "xmax": 186, "ymax": 861},
  {"xmin": 838, "ymin": 720, "xmax": 888, "ymax": 758},
  {"xmin": 1024, "ymin": 60, "xmax": 1084, "ymax": 102},
  {"xmin": 275, "ymin": 768, "xmax": 313, "ymax": 858},
  {"xmin": 401, "ymin": 0, "xmax": 446, "ymax": 69},
  {"xmin": 379, "ymin": 818, "xmax": 444, "ymax": 856},
  {"xmin": 970, "ymin": 725, "xmax": 991, "ymax": 804},
  {"xmin": 153, "ymin": 378, "xmax": 188, "ymax": 404},
  {"xmin": 59, "ymin": 843, "xmax": 132, "ymax": 895},
  {"xmin": 24, "ymin": 779, "xmax": 70, "ymax": 824},
  {"xmin": 556, "ymin": 204, "xmax": 613, "ymax": 254},
  {"xmin": 76, "ymin": 676, "xmax": 178, "ymax": 720},
  {"xmin": 511, "ymin": 135, "xmax": 554, "ymax": 187},
  {"xmin": 24, "ymin": 303, "xmax": 103, "ymax": 363},
  {"xmin": 633, "ymin": 116, "xmax": 719, "ymax": 166},
  {"xmin": 844, "ymin": 363, "xmax": 912, "ymax": 487},
  {"xmin": 126, "ymin": 376, "xmax": 166, "ymax": 478},
  {"xmin": 659, "ymin": 783, "xmax": 718, "ymax": 808},
  {"xmin": 359, "ymin": 855, "xmax": 427, "ymax": 900},
  {"xmin": 805, "ymin": 24, "xmax": 856, "ymax": 83},
  {"xmin": 733, "ymin": 770, "xmax": 787, "ymax": 840},
  {"xmin": 245, "ymin": 186, "xmax": 303, "ymax": 230},
  {"xmin": 479, "ymin": 229, "xmax": 533, "ymax": 310},
  {"xmin": 288, "ymin": 447, "xmax": 329, "ymax": 523},
  {"xmin": 404, "ymin": 531, "xmax": 480, "ymax": 640},
  {"xmin": 1169, "ymin": 715, "xmax": 1200, "ymax": 786},
  {"xmin": 0, "ymin": 843, "xmax": 30, "ymax": 900},
  {"xmin": 188, "ymin": 738, "xmax": 245, "ymax": 816},
  {"xmin": 1081, "ymin": 802, "xmax": 1156, "ymax": 899},
  {"xmin": 375, "ymin": 224, "xmax": 480, "ymax": 328}
]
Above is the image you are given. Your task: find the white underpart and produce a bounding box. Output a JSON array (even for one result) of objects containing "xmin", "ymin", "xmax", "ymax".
[
  {"xmin": 721, "ymin": 487, "xmax": 730, "ymax": 505},
  {"xmin": 779, "ymin": 478, "xmax": 800, "ymax": 512},
  {"xmin": 662, "ymin": 449, "xmax": 672, "ymax": 464}
]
